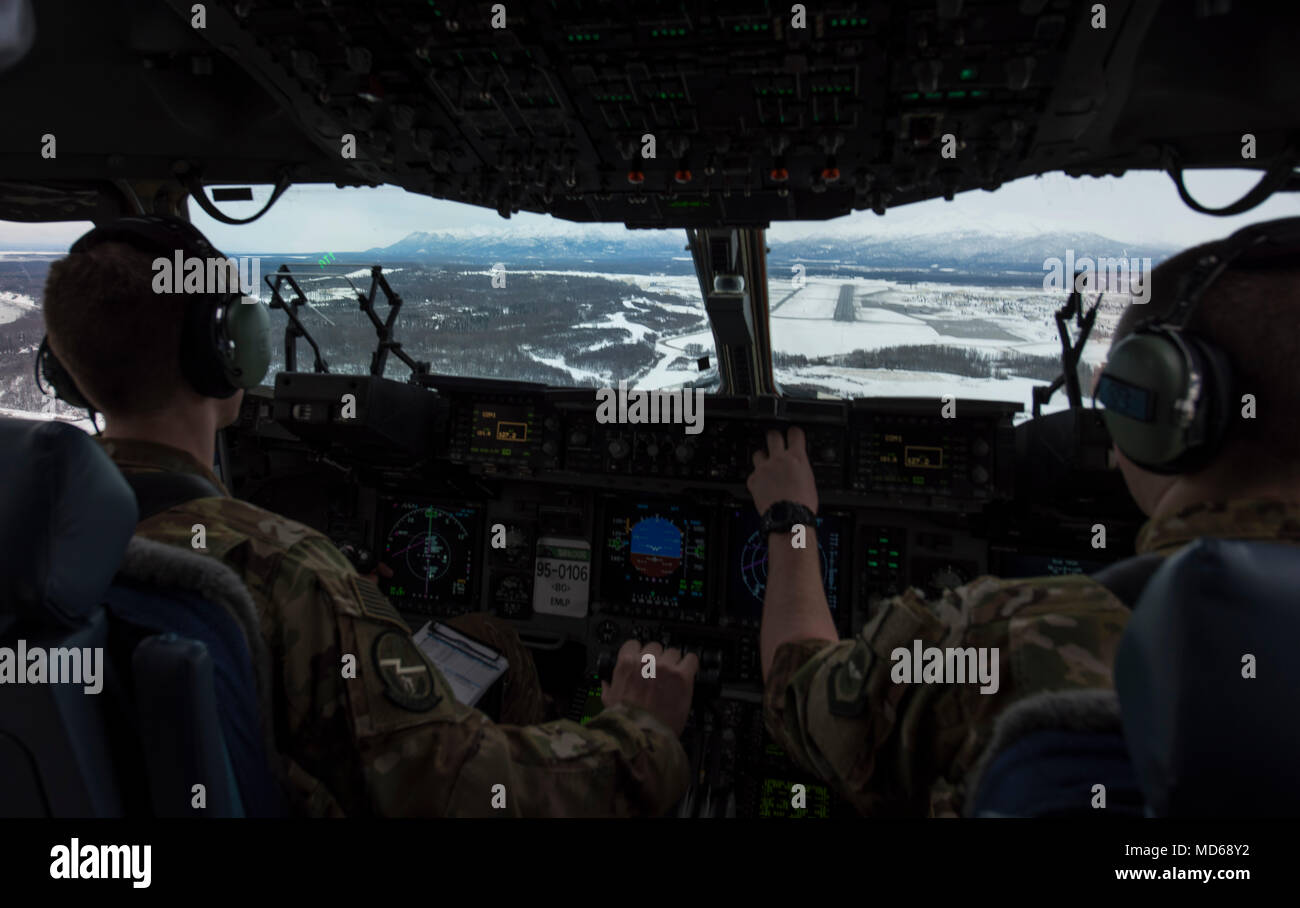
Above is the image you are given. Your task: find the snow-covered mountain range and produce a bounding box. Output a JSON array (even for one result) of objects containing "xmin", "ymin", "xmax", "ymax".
[{"xmin": 361, "ymin": 219, "xmax": 1177, "ymax": 273}]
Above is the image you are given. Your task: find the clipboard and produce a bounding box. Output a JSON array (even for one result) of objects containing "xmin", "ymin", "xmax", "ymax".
[{"xmin": 411, "ymin": 621, "xmax": 509, "ymax": 708}]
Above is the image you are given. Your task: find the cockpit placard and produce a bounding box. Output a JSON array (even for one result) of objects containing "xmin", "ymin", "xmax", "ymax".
[{"xmin": 533, "ymin": 537, "xmax": 591, "ymax": 618}]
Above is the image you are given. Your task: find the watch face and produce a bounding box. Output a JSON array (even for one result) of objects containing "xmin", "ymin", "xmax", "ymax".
[{"xmin": 766, "ymin": 501, "xmax": 812, "ymax": 532}]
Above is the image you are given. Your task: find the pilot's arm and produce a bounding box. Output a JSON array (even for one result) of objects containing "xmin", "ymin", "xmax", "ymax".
[
  {"xmin": 748, "ymin": 427, "xmax": 839, "ymax": 675},
  {"xmin": 265, "ymin": 536, "xmax": 691, "ymax": 817},
  {"xmin": 748, "ymin": 427, "xmax": 1130, "ymax": 816}
]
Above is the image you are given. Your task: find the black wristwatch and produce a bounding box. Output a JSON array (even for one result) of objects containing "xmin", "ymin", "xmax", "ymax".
[{"xmin": 759, "ymin": 500, "xmax": 817, "ymax": 540}]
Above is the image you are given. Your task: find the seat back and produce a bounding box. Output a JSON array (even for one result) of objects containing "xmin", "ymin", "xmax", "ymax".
[
  {"xmin": 968, "ymin": 537, "xmax": 1300, "ymax": 817},
  {"xmin": 105, "ymin": 558, "xmax": 285, "ymax": 817},
  {"xmin": 1115, "ymin": 537, "xmax": 1300, "ymax": 816},
  {"xmin": 0, "ymin": 417, "xmax": 281, "ymax": 817},
  {"xmin": 0, "ymin": 418, "xmax": 140, "ymax": 816},
  {"xmin": 965, "ymin": 690, "xmax": 1144, "ymax": 817}
]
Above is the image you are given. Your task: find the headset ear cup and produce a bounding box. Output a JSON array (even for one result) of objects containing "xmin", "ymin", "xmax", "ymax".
[
  {"xmin": 223, "ymin": 298, "xmax": 272, "ymax": 388},
  {"xmin": 1101, "ymin": 329, "xmax": 1235, "ymax": 475},
  {"xmin": 36, "ymin": 336, "xmax": 92, "ymax": 410},
  {"xmin": 179, "ymin": 295, "xmax": 238, "ymax": 398},
  {"xmin": 1099, "ymin": 331, "xmax": 1189, "ymax": 473}
]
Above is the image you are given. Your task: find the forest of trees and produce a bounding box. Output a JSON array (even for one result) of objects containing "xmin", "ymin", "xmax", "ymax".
[{"xmin": 267, "ymin": 266, "xmax": 707, "ymax": 386}]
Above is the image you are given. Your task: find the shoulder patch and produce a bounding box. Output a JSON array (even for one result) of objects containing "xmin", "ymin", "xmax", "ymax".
[
  {"xmin": 351, "ymin": 575, "xmax": 407, "ymax": 628},
  {"xmin": 372, "ymin": 630, "xmax": 441, "ymax": 712}
]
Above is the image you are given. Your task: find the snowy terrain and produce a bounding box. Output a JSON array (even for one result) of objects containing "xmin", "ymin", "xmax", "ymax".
[
  {"xmin": 0, "ymin": 261, "xmax": 1122, "ymax": 430},
  {"xmin": 549, "ymin": 272, "xmax": 1118, "ymax": 419},
  {"xmin": 0, "ymin": 291, "xmax": 38, "ymax": 325}
]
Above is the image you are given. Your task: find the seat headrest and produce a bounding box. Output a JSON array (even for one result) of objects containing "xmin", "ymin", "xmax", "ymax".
[
  {"xmin": 1116, "ymin": 537, "xmax": 1300, "ymax": 816},
  {"xmin": 0, "ymin": 418, "xmax": 138, "ymax": 626}
]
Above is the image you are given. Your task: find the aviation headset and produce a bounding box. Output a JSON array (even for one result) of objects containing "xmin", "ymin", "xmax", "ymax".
[
  {"xmin": 1096, "ymin": 216, "xmax": 1300, "ymax": 474},
  {"xmin": 37, "ymin": 215, "xmax": 272, "ymax": 411}
]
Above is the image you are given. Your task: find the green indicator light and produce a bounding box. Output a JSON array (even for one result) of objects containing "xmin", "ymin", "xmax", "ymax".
[
  {"xmin": 960, "ymin": 67, "xmax": 976, "ymax": 80},
  {"xmin": 868, "ymin": 548, "xmax": 878, "ymax": 554},
  {"xmin": 971, "ymin": 89, "xmax": 987, "ymax": 98},
  {"xmin": 925, "ymin": 91, "xmax": 943, "ymax": 100},
  {"xmin": 868, "ymin": 560, "xmax": 878, "ymax": 567},
  {"xmin": 889, "ymin": 550, "xmax": 899, "ymax": 557},
  {"xmin": 887, "ymin": 562, "xmax": 899, "ymax": 569},
  {"xmin": 878, "ymin": 537, "xmax": 888, "ymax": 543},
  {"xmin": 904, "ymin": 91, "xmax": 920, "ymax": 100},
  {"xmin": 948, "ymin": 90, "xmax": 967, "ymax": 99}
]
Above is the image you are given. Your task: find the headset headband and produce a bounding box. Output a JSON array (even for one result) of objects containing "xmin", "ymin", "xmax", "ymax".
[
  {"xmin": 70, "ymin": 216, "xmax": 230, "ymax": 275},
  {"xmin": 1147, "ymin": 216, "xmax": 1300, "ymax": 332}
]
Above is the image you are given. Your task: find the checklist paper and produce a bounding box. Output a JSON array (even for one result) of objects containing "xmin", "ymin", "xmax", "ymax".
[{"xmin": 411, "ymin": 622, "xmax": 509, "ymax": 707}]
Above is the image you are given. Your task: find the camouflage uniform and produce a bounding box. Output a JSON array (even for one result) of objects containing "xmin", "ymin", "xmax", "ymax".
[
  {"xmin": 100, "ymin": 438, "xmax": 688, "ymax": 817},
  {"xmin": 764, "ymin": 499, "xmax": 1300, "ymax": 816}
]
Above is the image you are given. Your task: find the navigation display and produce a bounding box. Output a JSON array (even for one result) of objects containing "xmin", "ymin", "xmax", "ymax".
[
  {"xmin": 871, "ymin": 427, "xmax": 951, "ymax": 487},
  {"xmin": 725, "ymin": 507, "xmax": 847, "ymax": 623},
  {"xmin": 469, "ymin": 402, "xmax": 536, "ymax": 462},
  {"xmin": 380, "ymin": 499, "xmax": 480, "ymax": 606},
  {"xmin": 855, "ymin": 414, "xmax": 963, "ymax": 493},
  {"xmin": 600, "ymin": 501, "xmax": 709, "ymax": 611}
]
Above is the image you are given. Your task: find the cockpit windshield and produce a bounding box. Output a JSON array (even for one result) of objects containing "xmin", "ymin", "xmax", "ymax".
[{"xmin": 1, "ymin": 168, "xmax": 1294, "ymax": 425}]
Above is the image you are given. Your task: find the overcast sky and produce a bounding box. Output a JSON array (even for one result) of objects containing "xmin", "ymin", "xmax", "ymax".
[{"xmin": 2, "ymin": 169, "xmax": 1296, "ymax": 254}]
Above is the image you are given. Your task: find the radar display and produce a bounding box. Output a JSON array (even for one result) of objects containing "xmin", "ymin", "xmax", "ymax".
[
  {"xmin": 726, "ymin": 508, "xmax": 847, "ymax": 623},
  {"xmin": 381, "ymin": 499, "xmax": 479, "ymax": 607}
]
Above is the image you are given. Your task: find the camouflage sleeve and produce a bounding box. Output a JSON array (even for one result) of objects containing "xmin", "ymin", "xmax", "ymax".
[
  {"xmin": 270, "ymin": 536, "xmax": 688, "ymax": 817},
  {"xmin": 763, "ymin": 576, "xmax": 1131, "ymax": 816}
]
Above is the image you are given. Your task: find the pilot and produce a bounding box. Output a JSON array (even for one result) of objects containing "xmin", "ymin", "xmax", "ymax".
[
  {"xmin": 40, "ymin": 217, "xmax": 698, "ymax": 817},
  {"xmin": 747, "ymin": 219, "xmax": 1300, "ymax": 816}
]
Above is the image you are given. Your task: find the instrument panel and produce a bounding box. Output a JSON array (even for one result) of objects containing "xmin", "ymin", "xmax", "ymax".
[
  {"xmin": 245, "ymin": 373, "xmax": 1027, "ymax": 676},
  {"xmin": 228, "ymin": 373, "xmax": 1138, "ymax": 817}
]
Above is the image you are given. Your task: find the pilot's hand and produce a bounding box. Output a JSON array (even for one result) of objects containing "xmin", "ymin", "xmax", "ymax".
[
  {"xmin": 747, "ymin": 425, "xmax": 819, "ymax": 516},
  {"xmin": 601, "ymin": 639, "xmax": 698, "ymax": 736}
]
